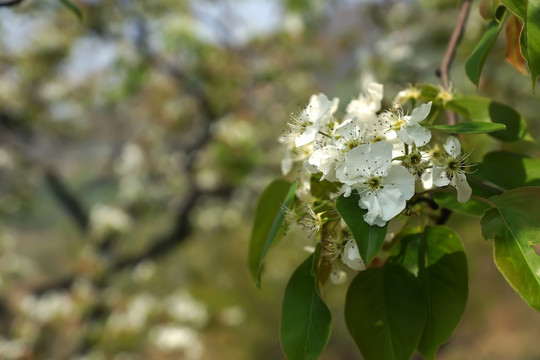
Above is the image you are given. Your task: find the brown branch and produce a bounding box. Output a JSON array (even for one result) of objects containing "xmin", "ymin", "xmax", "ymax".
[
  {"xmin": 0, "ymin": 125, "xmax": 90, "ymax": 235},
  {"xmin": 44, "ymin": 169, "xmax": 89, "ymax": 233},
  {"xmin": 436, "ymin": 0, "xmax": 472, "ymax": 125},
  {"xmin": 0, "ymin": 0, "xmax": 24, "ymax": 6}
]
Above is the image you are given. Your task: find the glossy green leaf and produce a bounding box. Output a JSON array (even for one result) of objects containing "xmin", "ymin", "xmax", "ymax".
[
  {"xmin": 481, "ymin": 187, "xmax": 540, "ymax": 310},
  {"xmin": 430, "ymin": 121, "xmax": 505, "ymax": 134},
  {"xmin": 58, "ymin": 0, "xmax": 83, "ymax": 20},
  {"xmin": 475, "ymin": 150, "xmax": 540, "ymax": 190},
  {"xmin": 417, "ymin": 227, "xmax": 468, "ymax": 360},
  {"xmin": 445, "ymin": 95, "xmax": 528, "ymax": 142},
  {"xmin": 249, "ymin": 180, "xmax": 297, "ymax": 288},
  {"xmin": 336, "ymin": 192, "xmax": 387, "ymax": 265},
  {"xmin": 387, "ymin": 232, "xmax": 423, "ymax": 276},
  {"xmin": 501, "ymin": 0, "xmax": 540, "ymax": 91},
  {"xmin": 465, "ymin": 17, "xmax": 506, "ymax": 87},
  {"xmin": 345, "ymin": 264, "xmax": 426, "ymax": 360},
  {"xmin": 281, "ymin": 251, "xmax": 331, "ymax": 360}
]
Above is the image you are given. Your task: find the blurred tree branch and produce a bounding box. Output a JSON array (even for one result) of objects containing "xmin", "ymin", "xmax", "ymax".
[
  {"xmin": 0, "ymin": 119, "xmax": 90, "ymax": 234},
  {"xmin": 437, "ymin": 0, "xmax": 472, "ymax": 125},
  {"xmin": 0, "ymin": 0, "xmax": 24, "ymax": 7}
]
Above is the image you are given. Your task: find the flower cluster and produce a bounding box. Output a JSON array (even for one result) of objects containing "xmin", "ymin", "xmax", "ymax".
[{"xmin": 281, "ymin": 82, "xmax": 472, "ymax": 229}]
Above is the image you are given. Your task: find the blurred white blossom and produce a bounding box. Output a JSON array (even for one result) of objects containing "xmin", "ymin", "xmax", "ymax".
[
  {"xmin": 0, "ymin": 336, "xmax": 27, "ymax": 360},
  {"xmin": 220, "ymin": 305, "xmax": 246, "ymax": 327},
  {"xmin": 90, "ymin": 204, "xmax": 132, "ymax": 238},
  {"xmin": 150, "ymin": 325, "xmax": 203, "ymax": 359},
  {"xmin": 20, "ymin": 291, "xmax": 76, "ymax": 324},
  {"xmin": 165, "ymin": 291, "xmax": 209, "ymax": 328},
  {"xmin": 107, "ymin": 293, "xmax": 157, "ymax": 333}
]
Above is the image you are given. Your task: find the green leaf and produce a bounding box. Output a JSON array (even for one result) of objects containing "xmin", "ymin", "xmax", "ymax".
[
  {"xmin": 475, "ymin": 150, "xmax": 540, "ymax": 190},
  {"xmin": 500, "ymin": 0, "xmax": 540, "ymax": 91},
  {"xmin": 336, "ymin": 193, "xmax": 387, "ymax": 265},
  {"xmin": 417, "ymin": 83, "xmax": 441, "ymax": 102},
  {"xmin": 430, "ymin": 121, "xmax": 506, "ymax": 134},
  {"xmin": 58, "ymin": 0, "xmax": 83, "ymax": 21},
  {"xmin": 249, "ymin": 180, "xmax": 297, "ymax": 288},
  {"xmin": 481, "ymin": 187, "xmax": 540, "ymax": 310},
  {"xmin": 465, "ymin": 17, "xmax": 506, "ymax": 87},
  {"xmin": 345, "ymin": 264, "xmax": 427, "ymax": 360},
  {"xmin": 433, "ymin": 179, "xmax": 501, "ymax": 217},
  {"xmin": 387, "ymin": 232, "xmax": 423, "ymax": 276},
  {"xmin": 281, "ymin": 251, "xmax": 332, "ymax": 360},
  {"xmin": 479, "ymin": 0, "xmax": 504, "ymax": 20},
  {"xmin": 417, "ymin": 227, "xmax": 468, "ymax": 360},
  {"xmin": 445, "ymin": 95, "xmax": 528, "ymax": 142}
]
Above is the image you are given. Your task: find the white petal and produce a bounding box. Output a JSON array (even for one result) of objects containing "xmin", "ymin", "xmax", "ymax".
[
  {"xmin": 376, "ymin": 188, "xmax": 405, "ymax": 221},
  {"xmin": 342, "ymin": 239, "xmax": 366, "ymax": 271},
  {"xmin": 453, "ymin": 173, "xmax": 472, "ymax": 203},
  {"xmin": 443, "ymin": 136, "xmax": 461, "ymax": 157},
  {"xmin": 308, "ymin": 146, "xmax": 342, "ymax": 181},
  {"xmin": 295, "ymin": 125, "xmax": 319, "ymax": 147},
  {"xmin": 421, "ymin": 169, "xmax": 434, "ymax": 190},
  {"xmin": 306, "ymin": 93, "xmax": 335, "ymax": 123},
  {"xmin": 398, "ymin": 123, "xmax": 432, "ymax": 146},
  {"xmin": 360, "ymin": 192, "xmax": 383, "ymax": 226},
  {"xmin": 330, "ymin": 269, "xmax": 348, "ymax": 284},
  {"xmin": 336, "ymin": 142, "xmax": 392, "ymax": 185},
  {"xmin": 384, "ymin": 165, "xmax": 415, "ymax": 201},
  {"xmin": 432, "ymin": 166, "xmax": 450, "ymax": 187},
  {"xmin": 346, "ymin": 81, "xmax": 384, "ymax": 116},
  {"xmin": 409, "ymin": 102, "xmax": 432, "ymax": 123},
  {"xmin": 281, "ymin": 152, "xmax": 293, "ymax": 175}
]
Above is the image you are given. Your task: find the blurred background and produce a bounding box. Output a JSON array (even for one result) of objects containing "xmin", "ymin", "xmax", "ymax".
[{"xmin": 0, "ymin": 0, "xmax": 539, "ymax": 359}]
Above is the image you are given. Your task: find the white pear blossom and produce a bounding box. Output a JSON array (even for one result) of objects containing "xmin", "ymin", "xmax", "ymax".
[
  {"xmin": 392, "ymin": 86, "xmax": 421, "ymax": 105},
  {"xmin": 346, "ymin": 81, "xmax": 384, "ymax": 118},
  {"xmin": 336, "ymin": 141, "xmax": 415, "ymax": 226},
  {"xmin": 432, "ymin": 136, "xmax": 472, "ymax": 203},
  {"xmin": 288, "ymin": 93, "xmax": 338, "ymax": 148},
  {"xmin": 305, "ymin": 145, "xmax": 342, "ymax": 181},
  {"xmin": 341, "ymin": 239, "xmax": 366, "ymax": 271},
  {"xmin": 380, "ymin": 102, "xmax": 432, "ymax": 146}
]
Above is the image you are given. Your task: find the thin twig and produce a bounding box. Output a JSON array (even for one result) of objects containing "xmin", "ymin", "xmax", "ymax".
[{"xmin": 436, "ymin": 0, "xmax": 472, "ymax": 125}]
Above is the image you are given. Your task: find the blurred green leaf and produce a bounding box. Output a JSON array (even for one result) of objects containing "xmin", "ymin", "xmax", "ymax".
[
  {"xmin": 417, "ymin": 226, "xmax": 468, "ymax": 360},
  {"xmin": 475, "ymin": 151, "xmax": 540, "ymax": 190},
  {"xmin": 445, "ymin": 95, "xmax": 528, "ymax": 142},
  {"xmin": 345, "ymin": 264, "xmax": 426, "ymax": 360},
  {"xmin": 417, "ymin": 84, "xmax": 441, "ymax": 102},
  {"xmin": 281, "ymin": 250, "xmax": 331, "ymax": 360},
  {"xmin": 501, "ymin": 0, "xmax": 540, "ymax": 91},
  {"xmin": 249, "ymin": 180, "xmax": 297, "ymax": 288},
  {"xmin": 430, "ymin": 122, "xmax": 506, "ymax": 134},
  {"xmin": 336, "ymin": 193, "xmax": 387, "ymax": 265},
  {"xmin": 465, "ymin": 16, "xmax": 506, "ymax": 87},
  {"xmin": 481, "ymin": 187, "xmax": 540, "ymax": 310},
  {"xmin": 58, "ymin": 0, "xmax": 83, "ymax": 21}
]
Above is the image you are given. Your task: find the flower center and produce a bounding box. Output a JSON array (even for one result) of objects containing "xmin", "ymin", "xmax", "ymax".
[
  {"xmin": 447, "ymin": 159, "xmax": 459, "ymax": 171},
  {"xmin": 366, "ymin": 176, "xmax": 382, "ymax": 190},
  {"xmin": 390, "ymin": 116, "xmax": 406, "ymax": 132},
  {"xmin": 344, "ymin": 139, "xmax": 359, "ymax": 151},
  {"xmin": 410, "ymin": 152, "xmax": 422, "ymax": 166}
]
